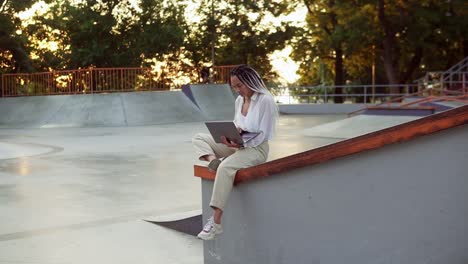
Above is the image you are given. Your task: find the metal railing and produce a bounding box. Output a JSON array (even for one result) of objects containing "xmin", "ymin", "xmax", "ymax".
[
  {"xmin": 1, "ymin": 67, "xmax": 173, "ymax": 97},
  {"xmin": 347, "ymin": 87, "xmax": 468, "ymax": 116},
  {"xmin": 443, "ymin": 56, "xmax": 468, "ymax": 82},
  {"xmin": 270, "ymin": 84, "xmax": 420, "ymax": 105},
  {"xmin": 415, "ymin": 71, "xmax": 468, "ymax": 92},
  {"xmin": 1, "ymin": 65, "xmax": 240, "ymax": 97},
  {"xmin": 414, "ymin": 57, "xmax": 468, "ymax": 92},
  {"xmin": 211, "ymin": 65, "xmax": 239, "ymax": 84}
]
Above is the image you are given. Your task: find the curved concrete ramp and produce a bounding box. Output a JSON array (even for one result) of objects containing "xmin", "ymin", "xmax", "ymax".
[
  {"xmin": 184, "ymin": 84, "xmax": 235, "ymax": 121},
  {"xmin": 43, "ymin": 94, "xmax": 127, "ymax": 128},
  {"xmin": 122, "ymin": 91, "xmax": 206, "ymax": 126},
  {"xmin": 0, "ymin": 91, "xmax": 208, "ymax": 128},
  {"xmin": 0, "ymin": 95, "xmax": 69, "ymax": 128}
]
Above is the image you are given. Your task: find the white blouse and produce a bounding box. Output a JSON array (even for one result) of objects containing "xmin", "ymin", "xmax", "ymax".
[{"xmin": 233, "ymin": 92, "xmax": 277, "ymax": 148}]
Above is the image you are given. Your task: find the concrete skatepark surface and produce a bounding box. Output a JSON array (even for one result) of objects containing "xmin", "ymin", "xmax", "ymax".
[
  {"xmin": 0, "ymin": 117, "xmax": 345, "ymax": 264},
  {"xmin": 3, "ymin": 86, "xmax": 458, "ymax": 264},
  {"xmin": 0, "ymin": 88, "xmax": 348, "ymax": 264}
]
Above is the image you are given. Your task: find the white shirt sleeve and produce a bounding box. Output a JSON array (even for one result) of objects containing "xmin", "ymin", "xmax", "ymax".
[{"xmin": 253, "ymin": 94, "xmax": 277, "ymax": 144}]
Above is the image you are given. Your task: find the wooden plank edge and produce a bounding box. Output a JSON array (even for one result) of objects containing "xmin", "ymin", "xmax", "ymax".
[{"xmin": 194, "ymin": 164, "xmax": 216, "ymax": 181}]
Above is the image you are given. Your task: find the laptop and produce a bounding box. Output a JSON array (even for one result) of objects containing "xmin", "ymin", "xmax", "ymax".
[{"xmin": 205, "ymin": 121, "xmax": 261, "ymax": 145}]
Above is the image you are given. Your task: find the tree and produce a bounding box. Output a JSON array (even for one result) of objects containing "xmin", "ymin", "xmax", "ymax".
[
  {"xmin": 0, "ymin": 0, "xmax": 42, "ymax": 73},
  {"xmin": 188, "ymin": 0, "xmax": 298, "ymax": 82},
  {"xmin": 292, "ymin": 0, "xmax": 467, "ymax": 94},
  {"xmin": 375, "ymin": 0, "xmax": 468, "ymax": 93},
  {"xmin": 28, "ymin": 0, "xmax": 187, "ymax": 70},
  {"xmin": 292, "ymin": 0, "xmax": 357, "ymax": 103}
]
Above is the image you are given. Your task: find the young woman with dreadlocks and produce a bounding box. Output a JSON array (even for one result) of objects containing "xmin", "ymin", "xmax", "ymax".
[{"xmin": 192, "ymin": 64, "xmax": 278, "ymax": 240}]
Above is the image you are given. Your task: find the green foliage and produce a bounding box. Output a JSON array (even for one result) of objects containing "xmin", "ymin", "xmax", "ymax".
[
  {"xmin": 2, "ymin": 0, "xmax": 467, "ymax": 89},
  {"xmin": 292, "ymin": 0, "xmax": 467, "ymax": 86},
  {"xmin": 0, "ymin": 0, "xmax": 40, "ymax": 73},
  {"xmin": 187, "ymin": 0, "xmax": 298, "ymax": 82},
  {"xmin": 26, "ymin": 0, "xmax": 187, "ymax": 70}
]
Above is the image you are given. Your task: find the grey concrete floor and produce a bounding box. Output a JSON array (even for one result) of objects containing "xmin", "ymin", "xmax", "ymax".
[{"xmin": 0, "ymin": 114, "xmax": 344, "ymax": 264}]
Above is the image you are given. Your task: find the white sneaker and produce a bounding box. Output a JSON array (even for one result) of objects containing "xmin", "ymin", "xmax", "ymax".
[{"xmin": 197, "ymin": 216, "xmax": 223, "ymax": 240}]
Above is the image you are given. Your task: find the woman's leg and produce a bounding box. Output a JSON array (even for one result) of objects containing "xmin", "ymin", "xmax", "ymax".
[
  {"xmin": 192, "ymin": 133, "xmax": 235, "ymax": 161},
  {"xmin": 209, "ymin": 142, "xmax": 269, "ymax": 222},
  {"xmin": 197, "ymin": 142, "xmax": 268, "ymax": 240}
]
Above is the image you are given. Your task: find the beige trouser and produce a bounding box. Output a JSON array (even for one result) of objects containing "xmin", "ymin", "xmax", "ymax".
[{"xmin": 192, "ymin": 133, "xmax": 269, "ymax": 210}]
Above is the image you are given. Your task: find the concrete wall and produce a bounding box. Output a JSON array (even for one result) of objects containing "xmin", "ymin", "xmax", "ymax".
[
  {"xmin": 0, "ymin": 84, "xmax": 235, "ymax": 128},
  {"xmin": 200, "ymin": 125, "xmax": 468, "ymax": 264}
]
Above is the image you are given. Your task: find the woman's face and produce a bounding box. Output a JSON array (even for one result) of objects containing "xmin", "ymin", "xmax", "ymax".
[{"xmin": 230, "ymin": 75, "xmax": 254, "ymax": 98}]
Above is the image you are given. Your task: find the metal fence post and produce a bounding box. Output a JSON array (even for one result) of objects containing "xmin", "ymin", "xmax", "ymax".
[
  {"xmin": 90, "ymin": 67, "xmax": 94, "ymax": 94},
  {"xmin": 324, "ymin": 87, "xmax": 328, "ymax": 103},
  {"xmin": 364, "ymin": 86, "xmax": 367, "ymax": 105},
  {"xmin": 463, "ymin": 73, "xmax": 466, "ymax": 93}
]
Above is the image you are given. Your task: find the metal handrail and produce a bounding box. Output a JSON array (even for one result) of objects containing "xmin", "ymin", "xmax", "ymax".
[
  {"xmin": 271, "ymin": 84, "xmax": 421, "ymax": 107},
  {"xmin": 399, "ymin": 94, "xmax": 468, "ymax": 107},
  {"xmin": 348, "ymin": 88, "xmax": 429, "ymax": 116},
  {"xmin": 443, "ymin": 56, "xmax": 468, "ymax": 81},
  {"xmin": 347, "ymin": 88, "xmax": 468, "ymax": 117}
]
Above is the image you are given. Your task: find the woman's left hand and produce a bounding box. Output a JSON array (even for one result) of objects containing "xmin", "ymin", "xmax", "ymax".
[{"xmin": 220, "ymin": 136, "xmax": 242, "ymax": 148}]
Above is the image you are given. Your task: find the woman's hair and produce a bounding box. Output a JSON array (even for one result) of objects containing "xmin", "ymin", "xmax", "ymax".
[
  {"xmin": 230, "ymin": 64, "xmax": 279, "ymax": 122},
  {"xmin": 230, "ymin": 64, "xmax": 270, "ymax": 94}
]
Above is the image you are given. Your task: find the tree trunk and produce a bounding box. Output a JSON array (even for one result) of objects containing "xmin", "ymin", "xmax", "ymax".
[
  {"xmin": 334, "ymin": 46, "xmax": 344, "ymax": 103},
  {"xmin": 464, "ymin": 39, "xmax": 468, "ymax": 58},
  {"xmin": 399, "ymin": 46, "xmax": 423, "ymax": 84},
  {"xmin": 378, "ymin": 0, "xmax": 400, "ymax": 95}
]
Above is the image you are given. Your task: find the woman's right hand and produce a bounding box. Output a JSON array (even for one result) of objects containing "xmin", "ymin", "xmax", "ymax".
[{"xmin": 220, "ymin": 136, "xmax": 241, "ymax": 148}]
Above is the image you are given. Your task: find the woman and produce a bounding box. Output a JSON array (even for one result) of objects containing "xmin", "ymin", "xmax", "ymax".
[{"xmin": 192, "ymin": 64, "xmax": 278, "ymax": 240}]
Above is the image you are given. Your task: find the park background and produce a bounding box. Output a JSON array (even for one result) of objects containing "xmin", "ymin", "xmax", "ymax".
[{"xmin": 1, "ymin": 0, "xmax": 467, "ymax": 100}]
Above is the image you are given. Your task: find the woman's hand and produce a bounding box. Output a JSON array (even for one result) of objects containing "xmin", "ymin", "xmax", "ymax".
[{"xmin": 220, "ymin": 136, "xmax": 242, "ymax": 148}]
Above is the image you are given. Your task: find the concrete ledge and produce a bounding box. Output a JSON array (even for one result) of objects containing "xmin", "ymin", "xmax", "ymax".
[
  {"xmin": 196, "ymin": 105, "xmax": 468, "ymax": 264},
  {"xmin": 199, "ymin": 124, "xmax": 468, "ymax": 263},
  {"xmin": 195, "ymin": 105, "xmax": 468, "ymax": 185}
]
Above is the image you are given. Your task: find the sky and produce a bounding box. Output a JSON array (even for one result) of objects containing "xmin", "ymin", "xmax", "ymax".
[{"xmin": 17, "ymin": 0, "xmax": 307, "ymax": 84}]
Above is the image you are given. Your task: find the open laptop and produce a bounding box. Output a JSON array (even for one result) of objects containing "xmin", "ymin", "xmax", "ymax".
[{"xmin": 205, "ymin": 121, "xmax": 261, "ymax": 145}]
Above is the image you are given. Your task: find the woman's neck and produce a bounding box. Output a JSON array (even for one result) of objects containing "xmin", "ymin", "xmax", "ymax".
[{"xmin": 244, "ymin": 90, "xmax": 254, "ymax": 100}]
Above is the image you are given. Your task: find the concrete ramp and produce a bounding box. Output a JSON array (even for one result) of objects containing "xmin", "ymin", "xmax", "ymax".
[
  {"xmin": 122, "ymin": 91, "xmax": 206, "ymax": 126},
  {"xmin": 184, "ymin": 84, "xmax": 235, "ymax": 121},
  {"xmin": 43, "ymin": 94, "xmax": 127, "ymax": 128},
  {"xmin": 303, "ymin": 114, "xmax": 421, "ymax": 139},
  {"xmin": 0, "ymin": 90, "xmax": 209, "ymax": 128},
  {"xmin": 0, "ymin": 96, "xmax": 69, "ymax": 128}
]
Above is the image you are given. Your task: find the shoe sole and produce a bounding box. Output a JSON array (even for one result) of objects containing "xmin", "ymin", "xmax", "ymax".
[{"xmin": 197, "ymin": 230, "xmax": 223, "ymax": 240}]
